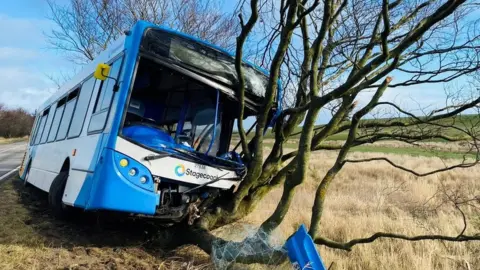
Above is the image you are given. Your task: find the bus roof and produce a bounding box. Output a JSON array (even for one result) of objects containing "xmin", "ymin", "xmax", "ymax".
[{"xmin": 37, "ymin": 21, "xmax": 271, "ymax": 113}]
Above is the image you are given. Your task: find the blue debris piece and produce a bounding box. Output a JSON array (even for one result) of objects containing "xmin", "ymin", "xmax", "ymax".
[{"xmin": 285, "ymin": 224, "xmax": 326, "ymax": 270}]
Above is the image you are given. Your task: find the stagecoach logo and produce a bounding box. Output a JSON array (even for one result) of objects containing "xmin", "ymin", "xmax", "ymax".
[
  {"xmin": 175, "ymin": 164, "xmax": 186, "ymax": 177},
  {"xmin": 174, "ymin": 164, "xmax": 219, "ymax": 181}
]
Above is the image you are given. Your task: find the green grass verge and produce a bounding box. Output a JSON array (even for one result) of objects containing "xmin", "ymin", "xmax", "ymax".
[
  {"xmin": 263, "ymin": 142, "xmax": 475, "ymax": 160},
  {"xmin": 234, "ymin": 114, "xmax": 480, "ymax": 142}
]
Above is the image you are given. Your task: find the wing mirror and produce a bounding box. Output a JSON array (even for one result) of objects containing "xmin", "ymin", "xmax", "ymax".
[
  {"xmin": 94, "ymin": 63, "xmax": 111, "ymax": 81},
  {"xmin": 94, "ymin": 63, "xmax": 120, "ymax": 92}
]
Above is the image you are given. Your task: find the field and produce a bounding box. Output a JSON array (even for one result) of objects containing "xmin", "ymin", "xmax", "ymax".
[
  {"xmin": 241, "ymin": 148, "xmax": 480, "ymax": 269},
  {"xmin": 235, "ymin": 114, "xmax": 480, "ymax": 141},
  {"xmin": 0, "ymin": 144, "xmax": 479, "ymax": 269},
  {"xmin": 0, "ymin": 137, "xmax": 28, "ymax": 145}
]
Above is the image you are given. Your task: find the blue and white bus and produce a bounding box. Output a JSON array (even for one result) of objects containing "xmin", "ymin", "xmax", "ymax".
[{"xmin": 19, "ymin": 21, "xmax": 279, "ymax": 222}]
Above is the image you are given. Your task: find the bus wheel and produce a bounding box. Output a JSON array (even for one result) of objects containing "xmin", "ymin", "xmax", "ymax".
[{"xmin": 48, "ymin": 172, "xmax": 70, "ymax": 218}]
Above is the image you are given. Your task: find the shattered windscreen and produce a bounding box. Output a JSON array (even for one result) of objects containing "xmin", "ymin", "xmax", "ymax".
[{"xmin": 141, "ymin": 28, "xmax": 268, "ymax": 99}]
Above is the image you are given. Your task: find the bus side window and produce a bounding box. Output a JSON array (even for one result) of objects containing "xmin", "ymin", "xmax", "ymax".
[
  {"xmin": 68, "ymin": 77, "xmax": 96, "ymax": 138},
  {"xmin": 40, "ymin": 104, "xmax": 56, "ymax": 144},
  {"xmin": 34, "ymin": 109, "xmax": 49, "ymax": 145},
  {"xmin": 56, "ymin": 89, "xmax": 79, "ymax": 141},
  {"xmin": 48, "ymin": 97, "xmax": 66, "ymax": 143},
  {"xmin": 29, "ymin": 115, "xmax": 41, "ymax": 146},
  {"xmin": 88, "ymin": 57, "xmax": 123, "ymax": 133}
]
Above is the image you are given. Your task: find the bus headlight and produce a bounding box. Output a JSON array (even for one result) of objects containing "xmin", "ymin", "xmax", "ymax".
[
  {"xmin": 119, "ymin": 159, "xmax": 129, "ymax": 167},
  {"xmin": 128, "ymin": 168, "xmax": 138, "ymax": 176},
  {"xmin": 114, "ymin": 151, "xmax": 154, "ymax": 192}
]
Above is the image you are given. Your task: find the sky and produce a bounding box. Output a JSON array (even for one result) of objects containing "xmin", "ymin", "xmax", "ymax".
[
  {"xmin": 0, "ymin": 0, "xmax": 73, "ymax": 111},
  {"xmin": 0, "ymin": 0, "xmax": 468, "ymax": 124}
]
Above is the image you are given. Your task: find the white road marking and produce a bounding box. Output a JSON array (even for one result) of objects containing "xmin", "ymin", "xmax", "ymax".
[{"xmin": 0, "ymin": 166, "xmax": 20, "ymax": 183}]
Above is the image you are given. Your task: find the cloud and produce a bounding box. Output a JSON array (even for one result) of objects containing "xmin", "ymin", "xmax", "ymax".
[
  {"xmin": 0, "ymin": 14, "xmax": 53, "ymax": 48},
  {"xmin": 0, "ymin": 66, "xmax": 54, "ymax": 110},
  {"xmin": 0, "ymin": 47, "xmax": 39, "ymax": 60},
  {"xmin": 0, "ymin": 14, "xmax": 73, "ymax": 110},
  {"xmin": 0, "ymin": 87, "xmax": 53, "ymax": 111}
]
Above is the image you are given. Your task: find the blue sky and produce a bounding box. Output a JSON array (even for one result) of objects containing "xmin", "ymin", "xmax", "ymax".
[
  {"xmin": 0, "ymin": 1, "xmax": 463, "ymax": 124},
  {"xmin": 0, "ymin": 1, "xmax": 73, "ymax": 111}
]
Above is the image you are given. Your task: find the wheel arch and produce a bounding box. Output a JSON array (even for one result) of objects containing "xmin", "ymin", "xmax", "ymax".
[{"xmin": 60, "ymin": 157, "xmax": 71, "ymax": 174}]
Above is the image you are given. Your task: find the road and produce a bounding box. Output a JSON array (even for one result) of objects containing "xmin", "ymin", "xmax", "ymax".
[{"xmin": 0, "ymin": 141, "xmax": 26, "ymax": 181}]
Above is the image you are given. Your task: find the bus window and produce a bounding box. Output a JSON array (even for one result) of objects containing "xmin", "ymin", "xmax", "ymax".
[
  {"xmin": 29, "ymin": 115, "xmax": 40, "ymax": 146},
  {"xmin": 40, "ymin": 105, "xmax": 55, "ymax": 144},
  {"xmin": 48, "ymin": 97, "xmax": 66, "ymax": 142},
  {"xmin": 88, "ymin": 57, "xmax": 123, "ymax": 133},
  {"xmin": 34, "ymin": 109, "xmax": 49, "ymax": 145},
  {"xmin": 68, "ymin": 77, "xmax": 96, "ymax": 138},
  {"xmin": 56, "ymin": 89, "xmax": 79, "ymax": 140}
]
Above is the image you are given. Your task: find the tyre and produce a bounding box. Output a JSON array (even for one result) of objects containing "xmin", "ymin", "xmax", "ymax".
[{"xmin": 48, "ymin": 172, "xmax": 70, "ymax": 218}]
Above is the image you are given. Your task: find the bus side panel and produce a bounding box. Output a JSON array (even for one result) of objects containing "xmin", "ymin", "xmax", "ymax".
[
  {"xmin": 30, "ymin": 140, "xmax": 72, "ymax": 192},
  {"xmin": 63, "ymin": 133, "xmax": 104, "ymax": 206}
]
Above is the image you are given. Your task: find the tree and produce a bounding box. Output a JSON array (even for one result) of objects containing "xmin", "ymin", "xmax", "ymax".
[
  {"xmin": 47, "ymin": 0, "xmax": 480, "ymax": 266},
  {"xmin": 195, "ymin": 0, "xmax": 480, "ymax": 263},
  {"xmin": 0, "ymin": 104, "xmax": 34, "ymax": 138},
  {"xmin": 46, "ymin": 0, "xmax": 239, "ymax": 64}
]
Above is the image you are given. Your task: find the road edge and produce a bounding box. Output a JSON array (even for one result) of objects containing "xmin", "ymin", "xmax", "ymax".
[{"xmin": 0, "ymin": 166, "xmax": 20, "ymax": 185}]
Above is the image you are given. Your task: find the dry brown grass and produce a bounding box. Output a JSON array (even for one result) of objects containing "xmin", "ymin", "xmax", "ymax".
[
  {"xmin": 0, "ymin": 136, "xmax": 28, "ymax": 145},
  {"xmin": 1, "ymin": 149, "xmax": 479, "ymax": 269},
  {"xmin": 277, "ymin": 138, "xmax": 473, "ymax": 153},
  {"xmin": 0, "ymin": 179, "xmax": 212, "ymax": 270},
  {"xmin": 240, "ymin": 150, "xmax": 480, "ymax": 270}
]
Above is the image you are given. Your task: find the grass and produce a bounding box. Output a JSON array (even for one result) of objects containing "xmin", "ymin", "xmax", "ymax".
[
  {"xmin": 350, "ymin": 145, "xmax": 475, "ymax": 159},
  {"xmin": 0, "ymin": 178, "xmax": 212, "ymax": 270},
  {"xmin": 0, "ymin": 145, "xmax": 479, "ymax": 269},
  {"xmin": 241, "ymin": 150, "xmax": 480, "ymax": 269},
  {"xmin": 261, "ymin": 140, "xmax": 476, "ymax": 160},
  {"xmin": 0, "ymin": 137, "xmax": 28, "ymax": 145},
  {"xmin": 234, "ymin": 114, "xmax": 480, "ymax": 141}
]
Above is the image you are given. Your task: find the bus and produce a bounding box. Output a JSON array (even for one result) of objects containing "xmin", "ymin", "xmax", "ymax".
[{"xmin": 19, "ymin": 21, "xmax": 280, "ymax": 223}]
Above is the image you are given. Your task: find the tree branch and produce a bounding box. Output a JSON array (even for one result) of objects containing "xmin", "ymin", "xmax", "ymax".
[
  {"xmin": 315, "ymin": 232, "xmax": 480, "ymax": 252},
  {"xmin": 343, "ymin": 157, "xmax": 479, "ymax": 177}
]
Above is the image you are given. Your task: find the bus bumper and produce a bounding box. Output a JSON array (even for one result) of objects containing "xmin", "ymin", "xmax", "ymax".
[{"xmin": 85, "ymin": 148, "xmax": 160, "ymax": 215}]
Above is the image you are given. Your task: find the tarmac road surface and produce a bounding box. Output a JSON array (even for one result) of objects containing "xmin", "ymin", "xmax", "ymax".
[{"xmin": 0, "ymin": 141, "xmax": 26, "ymax": 182}]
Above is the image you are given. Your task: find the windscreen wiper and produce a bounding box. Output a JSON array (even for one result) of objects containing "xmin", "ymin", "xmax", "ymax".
[
  {"xmin": 168, "ymin": 147, "xmax": 222, "ymax": 171},
  {"xmin": 143, "ymin": 147, "xmax": 211, "ymax": 167},
  {"xmin": 144, "ymin": 152, "xmax": 171, "ymax": 161}
]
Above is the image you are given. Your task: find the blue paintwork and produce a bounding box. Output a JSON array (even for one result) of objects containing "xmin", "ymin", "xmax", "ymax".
[
  {"xmin": 123, "ymin": 125, "xmax": 175, "ymax": 145},
  {"xmin": 113, "ymin": 151, "xmax": 154, "ymax": 191},
  {"xmin": 285, "ymin": 224, "xmax": 326, "ymax": 270},
  {"xmin": 175, "ymin": 94, "xmax": 190, "ymax": 139},
  {"xmin": 206, "ymin": 89, "xmax": 220, "ymax": 155},
  {"xmin": 85, "ymin": 148, "xmax": 159, "ymax": 214}
]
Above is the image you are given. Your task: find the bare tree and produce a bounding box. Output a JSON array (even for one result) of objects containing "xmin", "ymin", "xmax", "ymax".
[
  {"xmin": 45, "ymin": 0, "xmax": 239, "ymax": 65},
  {"xmin": 46, "ymin": 0, "xmax": 480, "ymax": 266},
  {"xmin": 0, "ymin": 104, "xmax": 34, "ymax": 138},
  {"xmin": 193, "ymin": 0, "xmax": 480, "ymax": 264}
]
